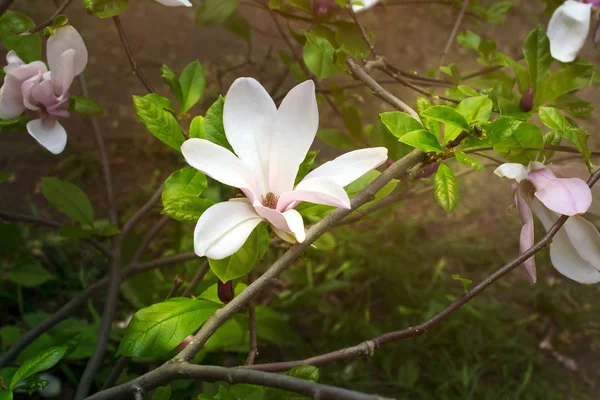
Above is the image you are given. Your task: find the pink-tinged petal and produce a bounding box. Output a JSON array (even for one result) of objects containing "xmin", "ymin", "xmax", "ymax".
[
  {"xmin": 31, "ymin": 79, "xmax": 55, "ymax": 107},
  {"xmin": 547, "ymin": 0, "xmax": 592, "ymax": 62},
  {"xmin": 193, "ymin": 201, "xmax": 262, "ymax": 260},
  {"xmin": 52, "ymin": 49, "xmax": 76, "ymax": 96},
  {"xmin": 46, "ymin": 96, "xmax": 70, "ymax": 118},
  {"xmin": 494, "ymin": 163, "xmax": 528, "ymax": 182},
  {"xmin": 6, "ymin": 61, "xmax": 47, "ymax": 81},
  {"xmin": 269, "ymin": 80, "xmax": 319, "ymax": 195},
  {"xmin": 47, "ymin": 26, "xmax": 88, "ymax": 76},
  {"xmin": 272, "ymin": 226, "xmax": 296, "ymax": 243},
  {"xmin": 223, "ymin": 78, "xmax": 277, "ymax": 194},
  {"xmin": 282, "ymin": 209, "xmax": 306, "ymax": 242},
  {"xmin": 154, "ymin": 0, "xmax": 192, "ymax": 5},
  {"xmin": 352, "ymin": 0, "xmax": 380, "ymax": 12},
  {"xmin": 515, "ymin": 189, "xmax": 537, "ymax": 284},
  {"xmin": 563, "ymin": 215, "xmax": 600, "ymax": 270},
  {"xmin": 549, "ymin": 162, "xmax": 600, "ymax": 216},
  {"xmin": 21, "ymin": 72, "xmax": 44, "ymax": 111},
  {"xmin": 3, "ymin": 51, "xmax": 24, "ymax": 74},
  {"xmin": 528, "ymin": 199, "xmax": 600, "ymax": 283},
  {"xmin": 527, "ymin": 168, "xmax": 591, "ymax": 216},
  {"xmin": 253, "ymin": 203, "xmax": 306, "ymax": 242},
  {"xmin": 300, "ymin": 147, "xmax": 388, "ymax": 187},
  {"xmin": 0, "ymin": 76, "xmax": 26, "ymax": 118},
  {"xmin": 181, "ymin": 138, "xmax": 260, "ymax": 202},
  {"xmin": 27, "ymin": 119, "xmax": 67, "ymax": 155},
  {"xmin": 277, "ymin": 177, "xmax": 350, "ymax": 211}
]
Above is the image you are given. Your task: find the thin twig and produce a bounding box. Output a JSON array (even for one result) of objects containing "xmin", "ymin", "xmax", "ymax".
[
  {"xmin": 182, "ymin": 261, "xmax": 210, "ymax": 297},
  {"xmin": 0, "ymin": 0, "xmax": 14, "ymax": 17},
  {"xmin": 245, "ymin": 270, "xmax": 258, "ymax": 366},
  {"xmin": 19, "ymin": 0, "xmax": 74, "ymax": 35},
  {"xmin": 113, "ymin": 16, "xmax": 155, "ymax": 93},
  {"xmin": 348, "ymin": 4, "xmax": 376, "ymax": 59},
  {"xmin": 130, "ymin": 215, "xmax": 170, "ymax": 264},
  {"xmin": 437, "ymin": 0, "xmax": 470, "ymax": 74}
]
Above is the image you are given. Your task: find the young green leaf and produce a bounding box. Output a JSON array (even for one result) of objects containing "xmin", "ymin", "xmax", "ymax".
[
  {"xmin": 316, "ymin": 128, "xmax": 355, "ymax": 150},
  {"xmin": 380, "ymin": 112, "xmax": 422, "ymax": 138},
  {"xmin": 204, "ymin": 96, "xmax": 233, "ymax": 151},
  {"xmin": 462, "ymin": 116, "xmax": 522, "ymax": 148},
  {"xmin": 117, "ymin": 298, "xmax": 220, "ymax": 357},
  {"xmin": 303, "ymin": 32, "xmax": 340, "ymax": 80},
  {"xmin": 421, "ymin": 106, "xmax": 469, "ymax": 131},
  {"xmin": 523, "ymin": 26, "xmax": 552, "ymax": 92},
  {"xmin": 83, "ymin": 0, "xmax": 129, "ymax": 18},
  {"xmin": 535, "ymin": 63, "xmax": 594, "ymax": 107},
  {"xmin": 455, "ymin": 96, "xmax": 493, "ymax": 124},
  {"xmin": 296, "ymin": 151, "xmax": 318, "ymax": 183},
  {"xmin": 398, "ymin": 130, "xmax": 443, "ymax": 153},
  {"xmin": 454, "ymin": 151, "xmax": 484, "ymax": 171},
  {"xmin": 538, "ymin": 106, "xmax": 570, "ymax": 130},
  {"xmin": 10, "ymin": 346, "xmax": 68, "ymax": 390},
  {"xmin": 223, "ymin": 10, "xmax": 252, "ymax": 41},
  {"xmin": 179, "ymin": 61, "xmax": 206, "ymax": 114},
  {"xmin": 133, "ymin": 94, "xmax": 184, "ymax": 151},
  {"xmin": 162, "ymin": 167, "xmax": 208, "ymax": 205},
  {"xmin": 457, "ymin": 30, "xmax": 481, "ymax": 51},
  {"xmin": 196, "ymin": 0, "xmax": 240, "ymax": 26},
  {"xmin": 70, "ymin": 96, "xmax": 104, "ymax": 116},
  {"xmin": 434, "ymin": 163, "xmax": 459, "ymax": 212},
  {"xmin": 0, "ymin": 11, "xmax": 41, "ymax": 63},
  {"xmin": 152, "ymin": 386, "xmax": 172, "ymax": 400},
  {"xmin": 161, "ymin": 64, "xmax": 183, "ymax": 105},
  {"xmin": 161, "ymin": 198, "xmax": 214, "ymax": 223},
  {"xmin": 41, "ymin": 177, "xmax": 94, "ymax": 227},
  {"xmin": 0, "ymin": 172, "xmax": 12, "ymax": 184},
  {"xmin": 562, "ymin": 127, "xmax": 591, "ymax": 170},
  {"xmin": 189, "ymin": 115, "xmax": 205, "ymax": 139},
  {"xmin": 452, "ymin": 274, "xmax": 473, "ymax": 293},
  {"xmin": 494, "ymin": 122, "xmax": 544, "ymax": 164},
  {"xmin": 6, "ymin": 261, "xmax": 55, "ymax": 288}
]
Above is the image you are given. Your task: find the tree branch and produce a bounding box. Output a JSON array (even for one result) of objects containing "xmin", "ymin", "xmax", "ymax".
[
  {"xmin": 112, "ymin": 16, "xmax": 155, "ymax": 93},
  {"xmin": 437, "ymin": 0, "xmax": 469, "ymax": 74},
  {"xmin": 245, "ymin": 270, "xmax": 258, "ymax": 365},
  {"xmin": 0, "ymin": 0, "xmax": 13, "ymax": 17},
  {"xmin": 182, "ymin": 260, "xmax": 210, "ymax": 297},
  {"xmin": 18, "ymin": 0, "xmax": 74, "ymax": 34}
]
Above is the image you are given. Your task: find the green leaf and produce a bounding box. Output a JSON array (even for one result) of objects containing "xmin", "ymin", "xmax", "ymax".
[
  {"xmin": 0, "ymin": 326, "xmax": 21, "ymax": 351},
  {"xmin": 562, "ymin": 127, "xmax": 591, "ymax": 170},
  {"xmin": 83, "ymin": 0, "xmax": 129, "ymax": 18},
  {"xmin": 209, "ymin": 224, "xmax": 269, "ymax": 282},
  {"xmin": 462, "ymin": 116, "xmax": 522, "ymax": 148},
  {"xmin": 133, "ymin": 94, "xmax": 184, "ymax": 151},
  {"xmin": 0, "ymin": 172, "xmax": 12, "ymax": 184},
  {"xmin": 397, "ymin": 130, "xmax": 443, "ymax": 153},
  {"xmin": 421, "ymin": 106, "xmax": 469, "ymax": 131},
  {"xmin": 316, "ymin": 128, "xmax": 355, "ymax": 150},
  {"xmin": 457, "ymin": 30, "xmax": 481, "ymax": 51},
  {"xmin": 204, "ymin": 96, "xmax": 233, "ymax": 151},
  {"xmin": 152, "ymin": 386, "xmax": 172, "ymax": 400},
  {"xmin": 223, "ymin": 10, "xmax": 251, "ymax": 41},
  {"xmin": 0, "ymin": 224, "xmax": 23, "ymax": 257},
  {"xmin": 539, "ymin": 106, "xmax": 570, "ymax": 130},
  {"xmin": 162, "ymin": 198, "xmax": 214, "ymax": 223},
  {"xmin": 0, "ymin": 11, "xmax": 41, "ymax": 63},
  {"xmin": 41, "ymin": 177, "xmax": 94, "ymax": 226},
  {"xmin": 179, "ymin": 61, "xmax": 206, "ymax": 114},
  {"xmin": 5, "ymin": 261, "xmax": 55, "ymax": 288},
  {"xmin": 296, "ymin": 151, "xmax": 318, "ymax": 183},
  {"xmin": 551, "ymin": 94, "xmax": 593, "ymax": 119},
  {"xmin": 117, "ymin": 298, "xmax": 220, "ymax": 357},
  {"xmin": 255, "ymin": 306, "xmax": 301, "ymax": 345},
  {"xmin": 70, "ymin": 96, "xmax": 104, "ymax": 116},
  {"xmin": 190, "ymin": 116, "xmax": 205, "ymax": 139},
  {"xmin": 494, "ymin": 122, "xmax": 544, "ymax": 163},
  {"xmin": 452, "ymin": 274, "xmax": 473, "ymax": 293},
  {"xmin": 523, "ymin": 26, "xmax": 552, "ymax": 92},
  {"xmin": 335, "ymin": 21, "xmax": 370, "ymax": 58},
  {"xmin": 434, "ymin": 163, "xmax": 459, "ymax": 212},
  {"xmin": 264, "ymin": 366, "xmax": 319, "ymax": 399},
  {"xmin": 303, "ymin": 32, "xmax": 340, "ymax": 80},
  {"xmin": 380, "ymin": 112, "xmax": 422, "ymax": 138},
  {"xmin": 0, "ymin": 115, "xmax": 29, "ymax": 133},
  {"xmin": 161, "ymin": 65, "xmax": 183, "ymax": 106},
  {"xmin": 196, "ymin": 0, "xmax": 240, "ymax": 26},
  {"xmin": 454, "ymin": 151, "xmax": 484, "ymax": 171},
  {"xmin": 455, "ymin": 96, "xmax": 493, "ymax": 124},
  {"xmin": 535, "ymin": 63, "xmax": 594, "ymax": 106},
  {"xmin": 229, "ymin": 384, "xmax": 265, "ymax": 400},
  {"xmin": 342, "ymin": 104, "xmax": 362, "ymax": 140},
  {"xmin": 162, "ymin": 167, "xmax": 208, "ymax": 205},
  {"xmin": 10, "ymin": 346, "xmax": 67, "ymax": 390}
]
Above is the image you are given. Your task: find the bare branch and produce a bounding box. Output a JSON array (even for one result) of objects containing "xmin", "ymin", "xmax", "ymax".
[
  {"xmin": 113, "ymin": 16, "xmax": 155, "ymax": 93},
  {"xmin": 182, "ymin": 260, "xmax": 210, "ymax": 297},
  {"xmin": 245, "ymin": 270, "xmax": 258, "ymax": 365},
  {"xmin": 0, "ymin": 0, "xmax": 14, "ymax": 17},
  {"xmin": 437, "ymin": 0, "xmax": 470, "ymax": 74},
  {"xmin": 19, "ymin": 0, "xmax": 74, "ymax": 35}
]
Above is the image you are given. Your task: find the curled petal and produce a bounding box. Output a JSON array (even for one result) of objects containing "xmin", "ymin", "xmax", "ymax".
[
  {"xmin": 352, "ymin": 0, "xmax": 380, "ymax": 12},
  {"xmin": 515, "ymin": 189, "xmax": 537, "ymax": 284},
  {"xmin": 153, "ymin": 0, "xmax": 192, "ymax": 5},
  {"xmin": 549, "ymin": 162, "xmax": 600, "ymax": 216},
  {"xmin": 547, "ymin": 0, "xmax": 592, "ymax": 62},
  {"xmin": 21, "ymin": 72, "xmax": 44, "ymax": 111},
  {"xmin": 47, "ymin": 26, "xmax": 88, "ymax": 76},
  {"xmin": 4, "ymin": 50, "xmax": 24, "ymax": 73},
  {"xmin": 300, "ymin": 147, "xmax": 388, "ymax": 187},
  {"xmin": 253, "ymin": 204, "xmax": 306, "ymax": 242},
  {"xmin": 193, "ymin": 201, "xmax": 263, "ymax": 260},
  {"xmin": 26, "ymin": 119, "xmax": 67, "ymax": 155},
  {"xmin": 527, "ymin": 167, "xmax": 591, "ymax": 216},
  {"xmin": 277, "ymin": 177, "xmax": 350, "ymax": 211},
  {"xmin": 494, "ymin": 163, "xmax": 529, "ymax": 182},
  {"xmin": 52, "ymin": 49, "xmax": 76, "ymax": 96}
]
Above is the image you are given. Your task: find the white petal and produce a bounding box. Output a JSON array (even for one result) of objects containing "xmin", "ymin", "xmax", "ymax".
[
  {"xmin": 272, "ymin": 226, "xmax": 296, "ymax": 243},
  {"xmin": 494, "ymin": 163, "xmax": 529, "ymax": 182},
  {"xmin": 193, "ymin": 201, "xmax": 262, "ymax": 260},
  {"xmin": 282, "ymin": 209, "xmax": 306, "ymax": 242},
  {"xmin": 223, "ymin": 78, "xmax": 277, "ymax": 194},
  {"xmin": 547, "ymin": 0, "xmax": 592, "ymax": 63},
  {"xmin": 181, "ymin": 138, "xmax": 260, "ymax": 202},
  {"xmin": 352, "ymin": 0, "xmax": 380, "ymax": 12},
  {"xmin": 269, "ymin": 80, "xmax": 319, "ymax": 195},
  {"xmin": 253, "ymin": 203, "xmax": 306, "ymax": 242},
  {"xmin": 277, "ymin": 177, "xmax": 350, "ymax": 211},
  {"xmin": 47, "ymin": 26, "xmax": 88, "ymax": 76},
  {"xmin": 154, "ymin": 0, "xmax": 192, "ymax": 5},
  {"xmin": 300, "ymin": 147, "xmax": 388, "ymax": 187},
  {"xmin": 0, "ymin": 75, "xmax": 26, "ymax": 119},
  {"xmin": 52, "ymin": 49, "xmax": 76, "ymax": 96},
  {"xmin": 27, "ymin": 119, "xmax": 67, "ymax": 155}
]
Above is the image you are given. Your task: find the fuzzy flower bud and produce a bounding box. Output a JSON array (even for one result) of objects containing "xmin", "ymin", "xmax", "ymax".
[
  {"xmin": 218, "ymin": 280, "xmax": 234, "ymax": 303},
  {"xmin": 519, "ymin": 88, "xmax": 534, "ymax": 112}
]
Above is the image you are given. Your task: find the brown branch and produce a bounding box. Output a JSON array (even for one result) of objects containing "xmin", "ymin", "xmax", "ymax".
[
  {"xmin": 348, "ymin": 3, "xmax": 376, "ymax": 59},
  {"xmin": 437, "ymin": 0, "xmax": 469, "ymax": 74},
  {"xmin": 20, "ymin": 0, "xmax": 74, "ymax": 35},
  {"xmin": 245, "ymin": 270, "xmax": 258, "ymax": 365},
  {"xmin": 182, "ymin": 260, "xmax": 210, "ymax": 297},
  {"xmin": 0, "ymin": 0, "xmax": 14, "ymax": 17},
  {"xmin": 113, "ymin": 16, "xmax": 155, "ymax": 93}
]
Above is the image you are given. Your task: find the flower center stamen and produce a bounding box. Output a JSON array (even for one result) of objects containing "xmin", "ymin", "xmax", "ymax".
[{"xmin": 261, "ymin": 192, "xmax": 279, "ymax": 209}]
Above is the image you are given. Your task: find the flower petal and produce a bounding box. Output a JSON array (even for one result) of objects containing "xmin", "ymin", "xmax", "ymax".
[
  {"xmin": 253, "ymin": 204, "xmax": 306, "ymax": 242},
  {"xmin": 193, "ymin": 201, "xmax": 263, "ymax": 260},
  {"xmin": 181, "ymin": 138, "xmax": 260, "ymax": 202},
  {"xmin": 27, "ymin": 119, "xmax": 67, "ymax": 155},
  {"xmin": 300, "ymin": 147, "xmax": 388, "ymax": 187},
  {"xmin": 527, "ymin": 167, "xmax": 591, "ymax": 216},
  {"xmin": 515, "ymin": 189, "xmax": 537, "ymax": 284},
  {"xmin": 277, "ymin": 177, "xmax": 350, "ymax": 211},
  {"xmin": 529, "ymin": 199, "xmax": 600, "ymax": 283},
  {"xmin": 549, "ymin": 162, "xmax": 600, "ymax": 216},
  {"xmin": 0, "ymin": 75, "xmax": 26, "ymax": 119},
  {"xmin": 269, "ymin": 80, "xmax": 319, "ymax": 195},
  {"xmin": 352, "ymin": 0, "xmax": 380, "ymax": 12},
  {"xmin": 52, "ymin": 49, "xmax": 76, "ymax": 96},
  {"xmin": 47, "ymin": 26, "xmax": 88, "ymax": 76},
  {"xmin": 31, "ymin": 79, "xmax": 55, "ymax": 107},
  {"xmin": 154, "ymin": 0, "xmax": 192, "ymax": 5},
  {"xmin": 547, "ymin": 0, "xmax": 592, "ymax": 63},
  {"xmin": 223, "ymin": 77, "xmax": 277, "ymax": 194},
  {"xmin": 494, "ymin": 163, "xmax": 529, "ymax": 183}
]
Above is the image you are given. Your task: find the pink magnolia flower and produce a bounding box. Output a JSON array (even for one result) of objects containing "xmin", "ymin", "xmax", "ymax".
[
  {"xmin": 181, "ymin": 78, "xmax": 388, "ymax": 260},
  {"xmin": 0, "ymin": 25, "xmax": 88, "ymax": 154},
  {"xmin": 495, "ymin": 162, "xmax": 600, "ymax": 284},
  {"xmin": 547, "ymin": 0, "xmax": 599, "ymax": 62}
]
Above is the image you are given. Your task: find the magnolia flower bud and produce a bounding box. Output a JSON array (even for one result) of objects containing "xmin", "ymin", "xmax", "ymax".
[
  {"xmin": 418, "ymin": 162, "xmax": 440, "ymax": 179},
  {"xmin": 519, "ymin": 88, "xmax": 534, "ymax": 112},
  {"xmin": 311, "ymin": 0, "xmax": 340, "ymax": 17},
  {"xmin": 218, "ymin": 280, "xmax": 234, "ymax": 303}
]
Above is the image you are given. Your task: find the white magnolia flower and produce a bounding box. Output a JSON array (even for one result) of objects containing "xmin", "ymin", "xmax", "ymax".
[
  {"xmin": 181, "ymin": 78, "xmax": 388, "ymax": 260},
  {"xmin": 495, "ymin": 162, "xmax": 600, "ymax": 284},
  {"xmin": 154, "ymin": 0, "xmax": 192, "ymax": 7},
  {"xmin": 352, "ymin": 0, "xmax": 380, "ymax": 12},
  {"xmin": 547, "ymin": 0, "xmax": 597, "ymax": 62}
]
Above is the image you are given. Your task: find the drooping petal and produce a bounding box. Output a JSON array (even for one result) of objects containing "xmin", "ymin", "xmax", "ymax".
[
  {"xmin": 21, "ymin": 72, "xmax": 44, "ymax": 111},
  {"xmin": 253, "ymin": 204, "xmax": 306, "ymax": 242},
  {"xmin": 277, "ymin": 177, "xmax": 350, "ymax": 211},
  {"xmin": 26, "ymin": 119, "xmax": 67, "ymax": 155},
  {"xmin": 527, "ymin": 167, "xmax": 591, "ymax": 216},
  {"xmin": 549, "ymin": 162, "xmax": 600, "ymax": 216},
  {"xmin": 515, "ymin": 188, "xmax": 537, "ymax": 284},
  {"xmin": 51, "ymin": 49, "xmax": 76, "ymax": 97},
  {"xmin": 269, "ymin": 80, "xmax": 319, "ymax": 195},
  {"xmin": 4, "ymin": 51, "xmax": 24, "ymax": 73},
  {"xmin": 0, "ymin": 76, "xmax": 26, "ymax": 118},
  {"xmin": 153, "ymin": 0, "xmax": 192, "ymax": 6},
  {"xmin": 300, "ymin": 147, "xmax": 388, "ymax": 187},
  {"xmin": 47, "ymin": 26, "xmax": 88, "ymax": 76},
  {"xmin": 181, "ymin": 138, "xmax": 260, "ymax": 202},
  {"xmin": 494, "ymin": 163, "xmax": 529, "ymax": 183},
  {"xmin": 352, "ymin": 0, "xmax": 380, "ymax": 12},
  {"xmin": 272, "ymin": 226, "xmax": 296, "ymax": 243},
  {"xmin": 6, "ymin": 61, "xmax": 47, "ymax": 81},
  {"xmin": 193, "ymin": 201, "xmax": 263, "ymax": 260},
  {"xmin": 223, "ymin": 77, "xmax": 277, "ymax": 194},
  {"xmin": 547, "ymin": 0, "xmax": 592, "ymax": 63},
  {"xmin": 528, "ymin": 199, "xmax": 600, "ymax": 283}
]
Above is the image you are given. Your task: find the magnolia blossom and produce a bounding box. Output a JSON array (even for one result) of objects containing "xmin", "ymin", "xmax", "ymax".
[
  {"xmin": 154, "ymin": 0, "xmax": 192, "ymax": 6},
  {"xmin": 352, "ymin": 0, "xmax": 380, "ymax": 12},
  {"xmin": 495, "ymin": 162, "xmax": 600, "ymax": 284},
  {"xmin": 547, "ymin": 0, "xmax": 599, "ymax": 62},
  {"xmin": 181, "ymin": 78, "xmax": 388, "ymax": 260},
  {"xmin": 0, "ymin": 26, "xmax": 88, "ymax": 154}
]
